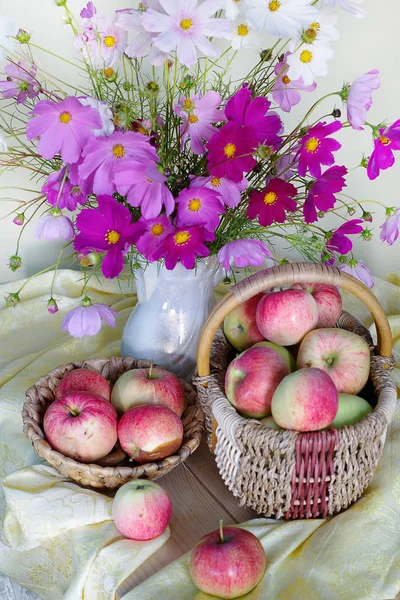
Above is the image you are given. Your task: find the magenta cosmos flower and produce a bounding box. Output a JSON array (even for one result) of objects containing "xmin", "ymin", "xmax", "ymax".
[
  {"xmin": 298, "ymin": 121, "xmax": 342, "ymax": 178},
  {"xmin": 174, "ymin": 91, "xmax": 226, "ymax": 155},
  {"xmin": 380, "ymin": 208, "xmax": 400, "ymax": 246},
  {"xmin": 134, "ymin": 215, "xmax": 174, "ymax": 261},
  {"xmin": 34, "ymin": 209, "xmax": 74, "ymax": 241},
  {"xmin": 303, "ymin": 165, "xmax": 347, "ymax": 223},
  {"xmin": 113, "ymin": 160, "xmax": 174, "ymax": 219},
  {"xmin": 218, "ymin": 239, "xmax": 271, "ymax": 274},
  {"xmin": 190, "ymin": 175, "xmax": 248, "ymax": 208},
  {"xmin": 42, "ymin": 167, "xmax": 86, "ymax": 211},
  {"xmin": 27, "ymin": 97, "xmax": 102, "ymax": 164},
  {"xmin": 367, "ymin": 121, "xmax": 400, "ymax": 180},
  {"xmin": 74, "ymin": 195, "xmax": 142, "ymax": 278},
  {"xmin": 152, "ymin": 225, "xmax": 215, "ymax": 270},
  {"xmin": 247, "ymin": 178, "xmax": 297, "ymax": 227},
  {"xmin": 339, "ymin": 259, "xmax": 374, "ymax": 288},
  {"xmin": 206, "ymin": 121, "xmax": 258, "ymax": 183},
  {"xmin": 345, "ymin": 70, "xmax": 380, "ymax": 131},
  {"xmin": 273, "ymin": 55, "xmax": 316, "ymax": 113},
  {"xmin": 326, "ymin": 219, "xmax": 363, "ymax": 254},
  {"xmin": 62, "ymin": 297, "xmax": 117, "ymax": 338},
  {"xmin": 175, "ymin": 186, "xmax": 224, "ymax": 231},
  {"xmin": 0, "ymin": 62, "xmax": 39, "ymax": 104},
  {"xmin": 79, "ymin": 131, "xmax": 158, "ymax": 196}
]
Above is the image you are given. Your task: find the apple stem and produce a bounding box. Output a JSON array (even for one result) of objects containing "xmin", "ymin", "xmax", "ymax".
[
  {"xmin": 148, "ymin": 361, "xmax": 154, "ymax": 380},
  {"xmin": 219, "ymin": 520, "xmax": 224, "ymax": 544}
]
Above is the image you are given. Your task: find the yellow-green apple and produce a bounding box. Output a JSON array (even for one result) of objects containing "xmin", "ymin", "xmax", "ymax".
[
  {"xmin": 256, "ymin": 289, "xmax": 319, "ymax": 346},
  {"xmin": 330, "ymin": 393, "xmax": 372, "ymax": 428},
  {"xmin": 260, "ymin": 415, "xmax": 282, "ymax": 430},
  {"xmin": 297, "ymin": 328, "xmax": 370, "ymax": 394},
  {"xmin": 291, "ymin": 283, "xmax": 342, "ymax": 327},
  {"xmin": 117, "ymin": 405, "xmax": 183, "ymax": 464},
  {"xmin": 272, "ymin": 368, "xmax": 338, "ymax": 431},
  {"xmin": 223, "ymin": 293, "xmax": 266, "ymax": 351},
  {"xmin": 55, "ymin": 368, "xmax": 111, "ymax": 401},
  {"xmin": 43, "ymin": 391, "xmax": 118, "ymax": 462},
  {"xmin": 190, "ymin": 523, "xmax": 266, "ymax": 599},
  {"xmin": 111, "ymin": 366, "xmax": 185, "ymax": 416},
  {"xmin": 225, "ymin": 345, "xmax": 293, "ymax": 418},
  {"xmin": 112, "ymin": 480, "xmax": 172, "ymax": 541}
]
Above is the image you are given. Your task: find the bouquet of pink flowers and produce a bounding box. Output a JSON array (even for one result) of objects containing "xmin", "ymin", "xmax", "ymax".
[{"xmin": 1, "ymin": 0, "xmax": 399, "ymax": 337}]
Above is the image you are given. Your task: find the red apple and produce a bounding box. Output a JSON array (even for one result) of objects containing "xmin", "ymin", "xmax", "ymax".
[
  {"xmin": 291, "ymin": 282, "xmax": 342, "ymax": 328},
  {"xmin": 271, "ymin": 367, "xmax": 338, "ymax": 431},
  {"xmin": 43, "ymin": 391, "xmax": 118, "ymax": 462},
  {"xmin": 256, "ymin": 289, "xmax": 319, "ymax": 346},
  {"xmin": 118, "ymin": 405, "xmax": 183, "ymax": 464},
  {"xmin": 111, "ymin": 366, "xmax": 185, "ymax": 416},
  {"xmin": 225, "ymin": 345, "xmax": 292, "ymax": 418},
  {"xmin": 190, "ymin": 523, "xmax": 267, "ymax": 599},
  {"xmin": 223, "ymin": 293, "xmax": 266, "ymax": 351},
  {"xmin": 112, "ymin": 480, "xmax": 172, "ymax": 541},
  {"xmin": 296, "ymin": 328, "xmax": 370, "ymax": 394},
  {"xmin": 55, "ymin": 368, "xmax": 111, "ymax": 401}
]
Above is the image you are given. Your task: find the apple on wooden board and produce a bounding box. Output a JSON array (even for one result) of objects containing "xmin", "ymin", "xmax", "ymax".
[
  {"xmin": 256, "ymin": 289, "xmax": 319, "ymax": 346},
  {"xmin": 291, "ymin": 282, "xmax": 342, "ymax": 328},
  {"xmin": 330, "ymin": 393, "xmax": 372, "ymax": 428},
  {"xmin": 111, "ymin": 365, "xmax": 185, "ymax": 416},
  {"xmin": 190, "ymin": 523, "xmax": 267, "ymax": 599},
  {"xmin": 55, "ymin": 368, "xmax": 111, "ymax": 401},
  {"xmin": 225, "ymin": 345, "xmax": 293, "ymax": 418},
  {"xmin": 117, "ymin": 404, "xmax": 183, "ymax": 464},
  {"xmin": 223, "ymin": 293, "xmax": 266, "ymax": 351},
  {"xmin": 296, "ymin": 328, "xmax": 370, "ymax": 394},
  {"xmin": 43, "ymin": 391, "xmax": 118, "ymax": 462},
  {"xmin": 272, "ymin": 367, "xmax": 338, "ymax": 431},
  {"xmin": 112, "ymin": 480, "xmax": 172, "ymax": 541}
]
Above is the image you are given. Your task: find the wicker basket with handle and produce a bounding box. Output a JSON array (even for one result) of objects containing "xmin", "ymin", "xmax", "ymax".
[
  {"xmin": 22, "ymin": 357, "xmax": 204, "ymax": 489},
  {"xmin": 194, "ymin": 262, "xmax": 397, "ymax": 519}
]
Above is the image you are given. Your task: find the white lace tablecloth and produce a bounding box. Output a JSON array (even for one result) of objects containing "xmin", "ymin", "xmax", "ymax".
[{"xmin": 0, "ymin": 574, "xmax": 38, "ymax": 599}]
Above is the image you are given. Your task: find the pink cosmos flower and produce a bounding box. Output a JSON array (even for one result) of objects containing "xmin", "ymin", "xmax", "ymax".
[
  {"xmin": 190, "ymin": 175, "xmax": 248, "ymax": 208},
  {"xmin": 80, "ymin": 2, "xmax": 96, "ymax": 19},
  {"xmin": 326, "ymin": 219, "xmax": 363, "ymax": 254},
  {"xmin": 298, "ymin": 120, "xmax": 342, "ymax": 178},
  {"xmin": 141, "ymin": 0, "xmax": 231, "ymax": 68},
  {"xmin": 380, "ymin": 208, "xmax": 400, "ymax": 246},
  {"xmin": 74, "ymin": 195, "xmax": 142, "ymax": 279},
  {"xmin": 218, "ymin": 239, "xmax": 271, "ymax": 274},
  {"xmin": 247, "ymin": 178, "xmax": 297, "ymax": 227},
  {"xmin": 0, "ymin": 62, "xmax": 39, "ymax": 104},
  {"xmin": 34, "ymin": 209, "xmax": 75, "ymax": 241},
  {"xmin": 62, "ymin": 297, "xmax": 117, "ymax": 338},
  {"xmin": 175, "ymin": 186, "xmax": 224, "ymax": 231},
  {"xmin": 339, "ymin": 259, "xmax": 374, "ymax": 288},
  {"xmin": 75, "ymin": 12, "xmax": 128, "ymax": 69},
  {"xmin": 367, "ymin": 121, "xmax": 400, "ymax": 180},
  {"xmin": 303, "ymin": 165, "xmax": 347, "ymax": 223},
  {"xmin": 273, "ymin": 55, "xmax": 316, "ymax": 113},
  {"xmin": 174, "ymin": 91, "xmax": 226, "ymax": 155},
  {"xmin": 78, "ymin": 131, "xmax": 158, "ymax": 196},
  {"xmin": 206, "ymin": 121, "xmax": 258, "ymax": 183},
  {"xmin": 152, "ymin": 225, "xmax": 215, "ymax": 270},
  {"xmin": 116, "ymin": 4, "xmax": 167, "ymax": 66},
  {"xmin": 27, "ymin": 97, "xmax": 102, "ymax": 164},
  {"xmin": 134, "ymin": 215, "xmax": 174, "ymax": 261},
  {"xmin": 42, "ymin": 167, "xmax": 87, "ymax": 211},
  {"xmin": 346, "ymin": 70, "xmax": 380, "ymax": 130},
  {"xmin": 268, "ymin": 151, "xmax": 298, "ymax": 183},
  {"xmin": 113, "ymin": 160, "xmax": 175, "ymax": 219}
]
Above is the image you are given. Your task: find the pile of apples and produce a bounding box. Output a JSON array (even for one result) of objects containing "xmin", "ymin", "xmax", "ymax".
[
  {"xmin": 43, "ymin": 364, "xmax": 186, "ymax": 464},
  {"xmin": 224, "ymin": 283, "xmax": 373, "ymax": 432}
]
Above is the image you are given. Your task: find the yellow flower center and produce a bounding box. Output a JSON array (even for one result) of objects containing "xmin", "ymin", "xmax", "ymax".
[
  {"xmin": 113, "ymin": 144, "xmax": 125, "ymax": 158},
  {"xmin": 180, "ymin": 19, "xmax": 193, "ymax": 30},
  {"xmin": 104, "ymin": 67, "xmax": 115, "ymax": 78},
  {"xmin": 264, "ymin": 191, "xmax": 277, "ymax": 205},
  {"xmin": 268, "ymin": 0, "xmax": 280, "ymax": 11},
  {"xmin": 305, "ymin": 137, "xmax": 320, "ymax": 153},
  {"xmin": 282, "ymin": 75, "xmax": 291, "ymax": 85},
  {"xmin": 104, "ymin": 35, "xmax": 117, "ymax": 48},
  {"xmin": 182, "ymin": 98, "xmax": 195, "ymax": 111},
  {"xmin": 211, "ymin": 177, "xmax": 221, "ymax": 188},
  {"xmin": 151, "ymin": 223, "xmax": 164, "ymax": 236},
  {"xmin": 379, "ymin": 135, "xmax": 391, "ymax": 146},
  {"xmin": 174, "ymin": 231, "xmax": 191, "ymax": 245},
  {"xmin": 188, "ymin": 198, "xmax": 202, "ymax": 212},
  {"xmin": 189, "ymin": 114, "xmax": 199, "ymax": 123},
  {"xmin": 237, "ymin": 24, "xmax": 249, "ymax": 37},
  {"xmin": 310, "ymin": 22, "xmax": 320, "ymax": 32},
  {"xmin": 300, "ymin": 50, "xmax": 313, "ymax": 63},
  {"xmin": 59, "ymin": 112, "xmax": 71, "ymax": 124},
  {"xmin": 138, "ymin": 127, "xmax": 147, "ymax": 135},
  {"xmin": 224, "ymin": 143, "xmax": 237, "ymax": 158},
  {"xmin": 105, "ymin": 230, "xmax": 121, "ymax": 245}
]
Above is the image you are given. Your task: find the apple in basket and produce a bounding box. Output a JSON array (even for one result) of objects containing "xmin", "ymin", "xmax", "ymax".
[
  {"xmin": 296, "ymin": 328, "xmax": 370, "ymax": 394},
  {"xmin": 330, "ymin": 393, "xmax": 372, "ymax": 428},
  {"xmin": 111, "ymin": 365, "xmax": 185, "ymax": 416},
  {"xmin": 223, "ymin": 292, "xmax": 266, "ymax": 351},
  {"xmin": 190, "ymin": 522, "xmax": 267, "ymax": 599},
  {"xmin": 55, "ymin": 368, "xmax": 111, "ymax": 401},
  {"xmin": 290, "ymin": 283, "xmax": 342, "ymax": 328},
  {"xmin": 112, "ymin": 480, "xmax": 172, "ymax": 541},
  {"xmin": 256, "ymin": 289, "xmax": 319, "ymax": 346},
  {"xmin": 43, "ymin": 391, "xmax": 118, "ymax": 462}
]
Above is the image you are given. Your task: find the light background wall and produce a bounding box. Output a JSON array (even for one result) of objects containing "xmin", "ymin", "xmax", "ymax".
[{"xmin": 1, "ymin": 0, "xmax": 399, "ymax": 284}]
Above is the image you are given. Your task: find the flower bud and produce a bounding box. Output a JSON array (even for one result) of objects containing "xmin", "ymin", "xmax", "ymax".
[
  {"xmin": 279, "ymin": 258, "xmax": 289, "ymax": 264},
  {"xmin": 338, "ymin": 255, "xmax": 348, "ymax": 264},
  {"xmin": 146, "ymin": 81, "xmax": 160, "ymax": 97},
  {"xmin": 164, "ymin": 168, "xmax": 172, "ymax": 178},
  {"xmin": 77, "ymin": 251, "xmax": 100, "ymax": 267},
  {"xmin": 54, "ymin": 0, "xmax": 67, "ymax": 6},
  {"xmin": 82, "ymin": 295, "xmax": 93, "ymax": 307},
  {"xmin": 332, "ymin": 108, "xmax": 341, "ymax": 119},
  {"xmin": 103, "ymin": 67, "xmax": 117, "ymax": 82},
  {"xmin": 16, "ymin": 29, "xmax": 31, "ymax": 44},
  {"xmin": 223, "ymin": 276, "xmax": 232, "ymax": 285},
  {"xmin": 61, "ymin": 14, "xmax": 72, "ymax": 24},
  {"xmin": 360, "ymin": 156, "xmax": 369, "ymax": 169},
  {"xmin": 5, "ymin": 292, "xmax": 20, "ymax": 308},
  {"xmin": 321, "ymin": 251, "xmax": 333, "ymax": 263},
  {"xmin": 347, "ymin": 206, "xmax": 356, "ymax": 216},
  {"xmin": 13, "ymin": 214, "xmax": 25, "ymax": 226},
  {"xmin": 47, "ymin": 298, "xmax": 59, "ymax": 314},
  {"xmin": 9, "ymin": 255, "xmax": 22, "ymax": 272},
  {"xmin": 260, "ymin": 48, "xmax": 273, "ymax": 62},
  {"xmin": 361, "ymin": 229, "xmax": 373, "ymax": 241},
  {"xmin": 256, "ymin": 145, "xmax": 274, "ymax": 160},
  {"xmin": 317, "ymin": 211, "xmax": 325, "ymax": 218},
  {"xmin": 348, "ymin": 258, "xmax": 358, "ymax": 268},
  {"xmin": 122, "ymin": 81, "xmax": 132, "ymax": 92},
  {"xmin": 362, "ymin": 211, "xmax": 373, "ymax": 222}
]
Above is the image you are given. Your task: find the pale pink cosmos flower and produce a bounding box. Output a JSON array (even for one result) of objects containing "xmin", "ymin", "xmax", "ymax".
[
  {"xmin": 218, "ymin": 239, "xmax": 271, "ymax": 275},
  {"xmin": 190, "ymin": 175, "xmax": 248, "ymax": 209},
  {"xmin": 339, "ymin": 259, "xmax": 374, "ymax": 288},
  {"xmin": 323, "ymin": 0, "xmax": 365, "ymax": 18},
  {"xmin": 75, "ymin": 12, "xmax": 128, "ymax": 69},
  {"xmin": 117, "ymin": 3, "xmax": 167, "ymax": 66},
  {"xmin": 34, "ymin": 209, "xmax": 74, "ymax": 241},
  {"xmin": 62, "ymin": 297, "xmax": 117, "ymax": 338},
  {"xmin": 345, "ymin": 70, "xmax": 380, "ymax": 131},
  {"xmin": 380, "ymin": 208, "xmax": 400, "ymax": 246}
]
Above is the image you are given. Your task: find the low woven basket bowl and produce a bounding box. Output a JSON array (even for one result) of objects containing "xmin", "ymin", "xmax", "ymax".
[
  {"xmin": 22, "ymin": 357, "xmax": 204, "ymax": 489},
  {"xmin": 194, "ymin": 262, "xmax": 397, "ymax": 520}
]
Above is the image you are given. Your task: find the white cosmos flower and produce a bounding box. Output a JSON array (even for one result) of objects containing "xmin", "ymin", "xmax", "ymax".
[
  {"xmin": 0, "ymin": 130, "xmax": 8, "ymax": 152},
  {"xmin": 223, "ymin": 0, "xmax": 244, "ymax": 21},
  {"xmin": 116, "ymin": 4, "xmax": 167, "ymax": 66},
  {"xmin": 243, "ymin": 0, "xmax": 319, "ymax": 39},
  {"xmin": 0, "ymin": 14, "xmax": 18, "ymax": 61},
  {"xmin": 323, "ymin": 0, "xmax": 365, "ymax": 19},
  {"xmin": 79, "ymin": 96, "xmax": 115, "ymax": 137},
  {"xmin": 287, "ymin": 41, "xmax": 334, "ymax": 86},
  {"xmin": 229, "ymin": 19, "xmax": 263, "ymax": 50}
]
